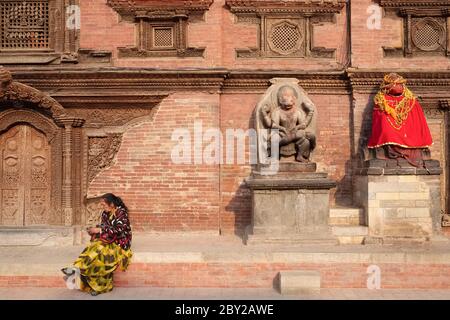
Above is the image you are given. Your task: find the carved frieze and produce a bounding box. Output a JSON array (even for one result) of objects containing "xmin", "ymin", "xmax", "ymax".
[
  {"xmin": 69, "ymin": 108, "xmax": 158, "ymax": 127},
  {"xmin": 226, "ymin": 0, "xmax": 347, "ymax": 14}
]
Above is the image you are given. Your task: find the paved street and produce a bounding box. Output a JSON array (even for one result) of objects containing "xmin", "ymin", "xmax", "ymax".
[{"xmin": 1, "ymin": 287, "xmax": 450, "ymax": 300}]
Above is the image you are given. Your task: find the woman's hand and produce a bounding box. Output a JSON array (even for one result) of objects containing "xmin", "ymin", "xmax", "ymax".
[{"xmin": 87, "ymin": 227, "xmax": 101, "ymax": 235}]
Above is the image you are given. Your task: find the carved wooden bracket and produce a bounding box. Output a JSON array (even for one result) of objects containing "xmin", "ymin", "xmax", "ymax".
[
  {"xmin": 108, "ymin": 0, "xmax": 213, "ymax": 58},
  {"xmin": 226, "ymin": 0, "xmax": 347, "ymax": 59},
  {"xmin": 440, "ymin": 99, "xmax": 450, "ymax": 110},
  {"xmin": 87, "ymin": 134, "xmax": 123, "ymax": 184}
]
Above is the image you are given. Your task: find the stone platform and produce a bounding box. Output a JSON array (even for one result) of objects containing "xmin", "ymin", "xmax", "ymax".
[
  {"xmin": 2, "ymin": 233, "xmax": 450, "ymax": 290},
  {"xmin": 245, "ymin": 163, "xmax": 337, "ymax": 245},
  {"xmin": 354, "ymin": 159, "xmax": 443, "ymax": 244}
]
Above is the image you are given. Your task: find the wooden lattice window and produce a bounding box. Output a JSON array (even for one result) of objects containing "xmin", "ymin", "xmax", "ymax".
[
  {"xmin": 0, "ymin": 0, "xmax": 50, "ymax": 50},
  {"xmin": 0, "ymin": 0, "xmax": 78, "ymax": 64},
  {"xmin": 152, "ymin": 27, "xmax": 174, "ymax": 48}
]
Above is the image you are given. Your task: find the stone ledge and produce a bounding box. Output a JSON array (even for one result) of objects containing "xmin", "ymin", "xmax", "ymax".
[
  {"xmin": 0, "ymin": 227, "xmax": 78, "ymax": 247},
  {"xmin": 245, "ymin": 177, "xmax": 337, "ymax": 190},
  {"xmin": 356, "ymin": 159, "xmax": 442, "ymax": 176}
]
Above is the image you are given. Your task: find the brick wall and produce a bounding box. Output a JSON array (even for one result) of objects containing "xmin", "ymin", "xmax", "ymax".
[
  {"xmin": 79, "ymin": 0, "xmax": 448, "ymax": 233},
  {"xmin": 80, "ymin": 0, "xmax": 348, "ymax": 70},
  {"xmin": 88, "ymin": 92, "xmax": 221, "ymax": 232},
  {"xmin": 3, "ymin": 262, "xmax": 450, "ymax": 289},
  {"xmin": 86, "ymin": 91, "xmax": 353, "ymax": 233}
]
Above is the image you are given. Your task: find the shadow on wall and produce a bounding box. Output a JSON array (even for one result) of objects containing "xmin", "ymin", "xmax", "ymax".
[
  {"xmin": 224, "ymin": 182, "xmax": 252, "ymax": 240},
  {"xmin": 356, "ymin": 93, "xmax": 376, "ymax": 165},
  {"xmin": 334, "ymin": 94, "xmax": 358, "ymax": 207},
  {"xmin": 222, "ymin": 112, "xmax": 256, "ymax": 239}
]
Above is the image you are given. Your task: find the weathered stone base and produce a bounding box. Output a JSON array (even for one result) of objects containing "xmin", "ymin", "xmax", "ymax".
[
  {"xmin": 245, "ymin": 163, "xmax": 337, "ymax": 245},
  {"xmin": 245, "ymin": 231, "xmax": 337, "ymax": 245},
  {"xmin": 0, "ymin": 226, "xmax": 82, "ymax": 247},
  {"xmin": 354, "ymin": 161, "xmax": 442, "ymax": 243}
]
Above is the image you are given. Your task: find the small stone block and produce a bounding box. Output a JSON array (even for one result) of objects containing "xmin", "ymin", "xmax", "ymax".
[
  {"xmin": 385, "ymin": 159, "xmax": 399, "ymax": 168},
  {"xmin": 365, "ymin": 167, "xmax": 384, "ymax": 175},
  {"xmin": 279, "ymin": 270, "xmax": 321, "ymax": 295},
  {"xmin": 424, "ymin": 160, "xmax": 440, "ymax": 168},
  {"xmin": 384, "ymin": 168, "xmax": 417, "ymax": 175},
  {"xmin": 364, "ymin": 159, "xmax": 386, "ymax": 168}
]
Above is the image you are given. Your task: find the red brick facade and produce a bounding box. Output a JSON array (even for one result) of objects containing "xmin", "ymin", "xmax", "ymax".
[{"xmin": 0, "ymin": 0, "xmax": 449, "ymax": 234}]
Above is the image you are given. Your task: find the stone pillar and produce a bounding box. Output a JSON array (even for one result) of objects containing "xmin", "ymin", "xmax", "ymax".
[{"xmin": 355, "ymin": 159, "xmax": 443, "ymax": 244}]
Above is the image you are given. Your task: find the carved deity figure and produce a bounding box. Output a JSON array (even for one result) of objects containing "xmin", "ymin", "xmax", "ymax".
[
  {"xmin": 367, "ymin": 73, "xmax": 433, "ymax": 167},
  {"xmin": 256, "ymin": 79, "xmax": 317, "ymax": 163}
]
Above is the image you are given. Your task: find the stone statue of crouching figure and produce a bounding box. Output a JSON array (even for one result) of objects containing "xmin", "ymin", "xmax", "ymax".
[{"xmin": 258, "ymin": 83, "xmax": 317, "ymax": 162}]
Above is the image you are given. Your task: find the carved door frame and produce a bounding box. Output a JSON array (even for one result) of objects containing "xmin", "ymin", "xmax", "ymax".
[
  {"xmin": 0, "ymin": 67, "xmax": 85, "ymax": 226},
  {"xmin": 0, "ymin": 109, "xmax": 63, "ymax": 225}
]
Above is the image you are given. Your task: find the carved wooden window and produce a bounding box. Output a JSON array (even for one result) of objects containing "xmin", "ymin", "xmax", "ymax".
[
  {"xmin": 135, "ymin": 19, "xmax": 188, "ymax": 56},
  {"xmin": 411, "ymin": 17, "xmax": 446, "ymax": 53},
  {"xmin": 0, "ymin": 0, "xmax": 50, "ymax": 50},
  {"xmin": 226, "ymin": 0, "xmax": 347, "ymax": 59},
  {"xmin": 107, "ymin": 0, "xmax": 213, "ymax": 58},
  {"xmin": 380, "ymin": 1, "xmax": 450, "ymax": 57},
  {"xmin": 0, "ymin": 0, "xmax": 79, "ymax": 64}
]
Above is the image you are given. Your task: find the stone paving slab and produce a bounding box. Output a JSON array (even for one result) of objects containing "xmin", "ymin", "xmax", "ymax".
[{"xmin": 1, "ymin": 287, "xmax": 450, "ymax": 300}]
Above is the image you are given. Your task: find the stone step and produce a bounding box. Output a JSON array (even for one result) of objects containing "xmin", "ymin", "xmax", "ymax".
[
  {"xmin": 329, "ymin": 207, "xmax": 364, "ymax": 226},
  {"xmin": 0, "ymin": 227, "xmax": 81, "ymax": 247},
  {"xmin": 332, "ymin": 226, "xmax": 369, "ymax": 245},
  {"xmin": 278, "ymin": 270, "xmax": 321, "ymax": 295}
]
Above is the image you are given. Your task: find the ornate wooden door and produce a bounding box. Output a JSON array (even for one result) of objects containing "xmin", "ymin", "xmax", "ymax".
[{"xmin": 0, "ymin": 125, "xmax": 51, "ymax": 226}]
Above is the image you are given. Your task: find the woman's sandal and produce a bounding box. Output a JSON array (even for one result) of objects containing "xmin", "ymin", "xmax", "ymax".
[{"xmin": 90, "ymin": 291, "xmax": 99, "ymax": 296}]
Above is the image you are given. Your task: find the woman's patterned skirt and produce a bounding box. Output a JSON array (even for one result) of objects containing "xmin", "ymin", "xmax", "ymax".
[{"xmin": 62, "ymin": 240, "xmax": 133, "ymax": 295}]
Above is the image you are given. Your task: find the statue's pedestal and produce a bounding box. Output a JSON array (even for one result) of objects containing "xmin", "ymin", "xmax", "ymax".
[
  {"xmin": 354, "ymin": 159, "xmax": 444, "ymax": 244},
  {"xmin": 244, "ymin": 163, "xmax": 337, "ymax": 245}
]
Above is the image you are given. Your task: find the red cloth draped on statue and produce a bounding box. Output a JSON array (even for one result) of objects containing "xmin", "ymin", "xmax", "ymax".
[{"xmin": 367, "ymin": 94, "xmax": 432, "ymax": 149}]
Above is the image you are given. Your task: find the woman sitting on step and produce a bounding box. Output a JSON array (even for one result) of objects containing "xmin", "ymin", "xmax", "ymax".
[{"xmin": 62, "ymin": 193, "xmax": 133, "ymax": 296}]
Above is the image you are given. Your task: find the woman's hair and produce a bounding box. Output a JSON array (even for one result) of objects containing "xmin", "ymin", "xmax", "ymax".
[{"xmin": 101, "ymin": 193, "xmax": 128, "ymax": 211}]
